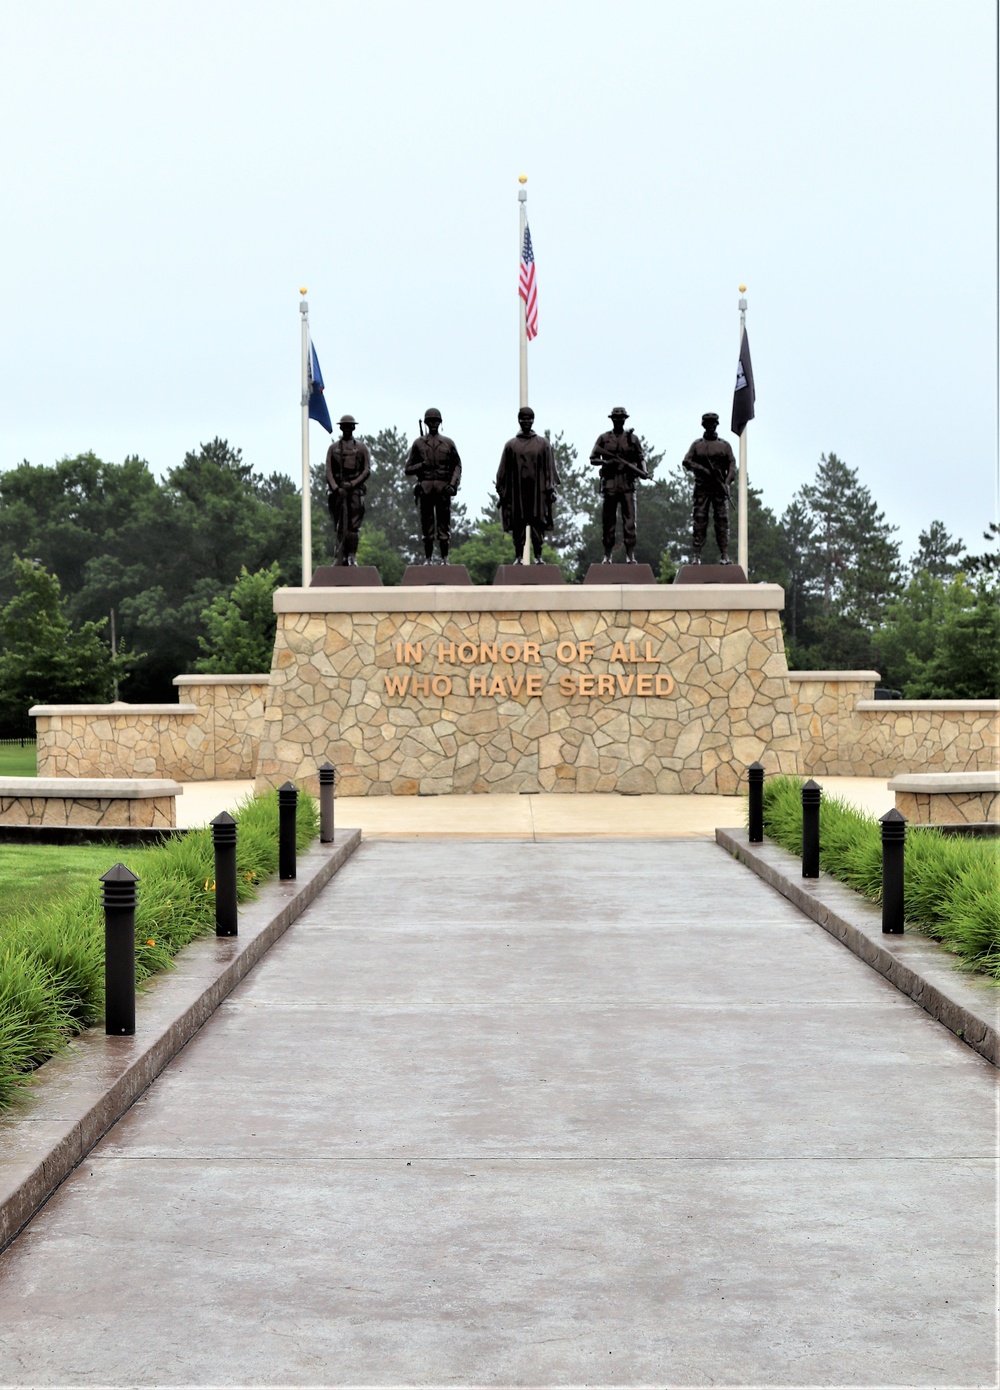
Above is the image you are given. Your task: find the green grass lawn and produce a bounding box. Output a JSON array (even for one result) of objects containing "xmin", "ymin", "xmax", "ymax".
[
  {"xmin": 0, "ymin": 743, "xmax": 37, "ymax": 777},
  {"xmin": 0, "ymin": 844, "xmax": 119, "ymax": 923}
]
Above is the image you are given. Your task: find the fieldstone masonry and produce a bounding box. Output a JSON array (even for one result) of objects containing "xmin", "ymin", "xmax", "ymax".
[
  {"xmin": 255, "ymin": 585, "xmax": 802, "ymax": 796},
  {"xmin": 0, "ymin": 778, "xmax": 181, "ymax": 828},
  {"xmin": 790, "ymin": 673, "xmax": 998, "ymax": 777}
]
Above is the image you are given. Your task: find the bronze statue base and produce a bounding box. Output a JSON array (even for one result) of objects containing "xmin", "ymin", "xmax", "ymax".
[
  {"xmin": 401, "ymin": 565, "xmax": 473, "ymax": 587},
  {"xmin": 493, "ymin": 564, "xmax": 565, "ymax": 586},
  {"xmin": 583, "ymin": 563, "xmax": 656, "ymax": 585},
  {"xmin": 674, "ymin": 564, "xmax": 748, "ymax": 585},
  {"xmin": 310, "ymin": 566, "xmax": 384, "ymax": 587}
]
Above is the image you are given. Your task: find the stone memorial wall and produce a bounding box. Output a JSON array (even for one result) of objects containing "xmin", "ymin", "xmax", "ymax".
[{"xmin": 255, "ymin": 584, "xmax": 802, "ymax": 796}]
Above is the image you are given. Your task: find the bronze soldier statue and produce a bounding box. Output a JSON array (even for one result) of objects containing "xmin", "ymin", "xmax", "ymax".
[
  {"xmin": 682, "ymin": 412, "xmax": 736, "ymax": 564},
  {"xmin": 589, "ymin": 407, "xmax": 650, "ymax": 564},
  {"xmin": 404, "ymin": 408, "xmax": 462, "ymax": 564},
  {"xmin": 325, "ymin": 414, "xmax": 372, "ymax": 566},
  {"xmin": 495, "ymin": 406, "xmax": 560, "ymax": 564}
]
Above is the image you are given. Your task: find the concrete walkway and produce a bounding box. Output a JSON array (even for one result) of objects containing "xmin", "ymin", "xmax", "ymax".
[{"xmin": 0, "ymin": 838, "xmax": 995, "ymax": 1386}]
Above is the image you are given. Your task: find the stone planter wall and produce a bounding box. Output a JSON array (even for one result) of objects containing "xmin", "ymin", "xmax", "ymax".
[
  {"xmin": 256, "ymin": 584, "xmax": 802, "ymax": 796},
  {"xmin": 0, "ymin": 778, "xmax": 181, "ymax": 828},
  {"xmin": 172, "ymin": 676, "xmax": 269, "ymax": 778},
  {"xmin": 790, "ymin": 674, "xmax": 999, "ymax": 777},
  {"xmin": 888, "ymin": 772, "xmax": 1000, "ymax": 826},
  {"xmin": 32, "ymin": 678, "xmax": 269, "ymax": 781}
]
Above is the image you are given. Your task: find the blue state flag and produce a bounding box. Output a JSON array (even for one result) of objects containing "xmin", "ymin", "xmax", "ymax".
[{"xmin": 308, "ymin": 342, "xmax": 333, "ymax": 433}]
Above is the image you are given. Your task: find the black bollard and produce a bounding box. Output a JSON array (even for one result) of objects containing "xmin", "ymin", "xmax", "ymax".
[
  {"xmin": 211, "ymin": 810, "xmax": 238, "ymax": 937},
  {"xmin": 278, "ymin": 781, "xmax": 298, "ymax": 880},
  {"xmin": 318, "ymin": 762, "xmax": 336, "ymax": 844},
  {"xmin": 747, "ymin": 761, "xmax": 764, "ymax": 843},
  {"xmin": 801, "ymin": 779, "xmax": 821, "ymax": 879},
  {"xmin": 101, "ymin": 863, "xmax": 138, "ymax": 1036},
  {"xmin": 880, "ymin": 808, "xmax": 907, "ymax": 934}
]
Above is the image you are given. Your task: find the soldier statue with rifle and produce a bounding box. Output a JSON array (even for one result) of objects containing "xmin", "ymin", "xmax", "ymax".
[
  {"xmin": 681, "ymin": 412, "xmax": 736, "ymax": 565},
  {"xmin": 404, "ymin": 408, "xmax": 462, "ymax": 564},
  {"xmin": 325, "ymin": 414, "xmax": 372, "ymax": 566},
  {"xmin": 589, "ymin": 407, "xmax": 650, "ymax": 564}
]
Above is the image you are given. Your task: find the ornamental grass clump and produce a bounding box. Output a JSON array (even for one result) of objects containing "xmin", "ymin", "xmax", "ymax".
[
  {"xmin": 0, "ymin": 787, "xmax": 317, "ymax": 1109},
  {"xmin": 756, "ymin": 775, "xmax": 1000, "ymax": 978}
]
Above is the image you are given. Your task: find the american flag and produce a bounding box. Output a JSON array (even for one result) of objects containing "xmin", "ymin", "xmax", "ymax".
[{"xmin": 519, "ymin": 222, "xmax": 538, "ymax": 340}]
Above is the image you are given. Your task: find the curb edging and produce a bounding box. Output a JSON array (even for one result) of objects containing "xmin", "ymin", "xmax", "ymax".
[
  {"xmin": 716, "ymin": 827, "xmax": 999, "ymax": 1067},
  {"xmin": 0, "ymin": 828, "xmax": 362, "ymax": 1253}
]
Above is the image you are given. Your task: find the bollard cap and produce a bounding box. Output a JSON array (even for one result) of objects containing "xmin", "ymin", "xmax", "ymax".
[
  {"xmin": 879, "ymin": 807, "xmax": 907, "ymax": 838},
  {"xmin": 318, "ymin": 761, "xmax": 336, "ymax": 783},
  {"xmin": 278, "ymin": 780, "xmax": 299, "ymax": 802},
  {"xmin": 210, "ymin": 809, "xmax": 238, "ymax": 842},
  {"xmin": 100, "ymin": 863, "xmax": 139, "ymax": 884},
  {"xmin": 801, "ymin": 779, "xmax": 822, "ymax": 800}
]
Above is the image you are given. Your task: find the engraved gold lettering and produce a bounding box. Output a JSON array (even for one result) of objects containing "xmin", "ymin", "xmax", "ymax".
[
  {"xmin": 579, "ymin": 641, "xmax": 595, "ymax": 663},
  {"xmin": 616, "ymin": 674, "xmax": 635, "ymax": 695},
  {"xmin": 597, "ymin": 674, "xmax": 615, "ymax": 695},
  {"xmin": 526, "ymin": 672, "xmax": 543, "ymax": 695},
  {"xmin": 522, "ymin": 641, "xmax": 541, "ymax": 664},
  {"xmin": 636, "ymin": 673, "xmax": 653, "ymax": 695},
  {"xmin": 500, "ymin": 641, "xmax": 521, "ymax": 663},
  {"xmin": 610, "ymin": 641, "xmax": 628, "ymax": 662},
  {"xmin": 469, "ymin": 674, "xmax": 487, "ymax": 695},
  {"xmin": 479, "ymin": 641, "xmax": 498, "ymax": 662},
  {"xmin": 403, "ymin": 642, "xmax": 423, "ymax": 663},
  {"xmin": 579, "ymin": 673, "xmax": 595, "ymax": 695},
  {"xmin": 410, "ymin": 675, "xmax": 431, "ymax": 696},
  {"xmin": 488, "ymin": 675, "xmax": 506, "ymax": 696},
  {"xmin": 556, "ymin": 641, "xmax": 577, "ymax": 663},
  {"xmin": 655, "ymin": 673, "xmax": 675, "ymax": 695},
  {"xmin": 559, "ymin": 673, "xmax": 576, "ymax": 695},
  {"xmin": 431, "ymin": 675, "xmax": 452, "ymax": 696},
  {"xmin": 507, "ymin": 674, "xmax": 525, "ymax": 696},
  {"xmin": 437, "ymin": 641, "xmax": 456, "ymax": 662},
  {"xmin": 458, "ymin": 641, "xmax": 478, "ymax": 664},
  {"xmin": 384, "ymin": 674, "xmax": 409, "ymax": 695}
]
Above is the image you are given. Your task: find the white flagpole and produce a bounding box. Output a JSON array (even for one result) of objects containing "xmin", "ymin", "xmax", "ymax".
[
  {"xmin": 737, "ymin": 287, "xmax": 748, "ymax": 575},
  {"xmin": 299, "ymin": 289, "xmax": 312, "ymax": 586},
  {"xmin": 518, "ymin": 176, "xmax": 530, "ymax": 563}
]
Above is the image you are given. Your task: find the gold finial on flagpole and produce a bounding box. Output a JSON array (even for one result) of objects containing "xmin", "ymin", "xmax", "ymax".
[
  {"xmin": 518, "ymin": 174, "xmax": 527, "ymax": 184},
  {"xmin": 300, "ymin": 286, "xmax": 308, "ymax": 295},
  {"xmin": 739, "ymin": 283, "xmax": 746, "ymax": 292}
]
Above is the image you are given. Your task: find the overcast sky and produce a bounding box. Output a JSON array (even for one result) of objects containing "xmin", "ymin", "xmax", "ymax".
[{"xmin": 0, "ymin": 0, "xmax": 995, "ymax": 563}]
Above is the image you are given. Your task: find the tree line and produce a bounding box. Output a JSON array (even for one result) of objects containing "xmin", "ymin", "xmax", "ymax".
[{"xmin": 0, "ymin": 433, "xmax": 996, "ymax": 732}]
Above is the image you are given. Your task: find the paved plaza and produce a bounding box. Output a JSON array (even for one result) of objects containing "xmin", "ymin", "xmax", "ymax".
[{"xmin": 0, "ymin": 837, "xmax": 996, "ymax": 1386}]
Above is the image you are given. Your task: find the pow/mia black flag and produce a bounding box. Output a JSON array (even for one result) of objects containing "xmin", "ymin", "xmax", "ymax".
[{"xmin": 731, "ymin": 329, "xmax": 755, "ymax": 437}]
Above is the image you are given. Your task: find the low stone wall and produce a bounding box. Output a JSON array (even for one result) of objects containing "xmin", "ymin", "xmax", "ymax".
[
  {"xmin": 257, "ymin": 583, "xmax": 802, "ymax": 796},
  {"xmin": 888, "ymin": 772, "xmax": 1000, "ymax": 826},
  {"xmin": 789, "ymin": 673, "xmax": 999, "ymax": 776},
  {"xmin": 172, "ymin": 675, "xmax": 269, "ymax": 778},
  {"xmin": 0, "ymin": 778, "xmax": 181, "ymax": 828},
  {"xmin": 32, "ymin": 677, "xmax": 269, "ymax": 781}
]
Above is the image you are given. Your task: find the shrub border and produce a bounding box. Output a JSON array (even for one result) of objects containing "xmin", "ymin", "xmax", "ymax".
[
  {"xmin": 0, "ymin": 828, "xmax": 361, "ymax": 1255},
  {"xmin": 717, "ymin": 827, "xmax": 998, "ymax": 1067}
]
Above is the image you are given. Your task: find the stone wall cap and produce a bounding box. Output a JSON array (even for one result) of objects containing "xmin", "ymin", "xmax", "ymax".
[
  {"xmin": 786, "ymin": 670, "xmax": 881, "ymax": 682},
  {"xmin": 29, "ymin": 704, "xmax": 199, "ymax": 716},
  {"xmin": 888, "ymin": 771, "xmax": 1000, "ymax": 792},
  {"xmin": 856, "ymin": 699, "xmax": 1000, "ymax": 712},
  {"xmin": 173, "ymin": 674, "xmax": 271, "ymax": 686},
  {"xmin": 273, "ymin": 583, "xmax": 787, "ymax": 615},
  {"xmin": 0, "ymin": 778, "xmax": 184, "ymax": 797}
]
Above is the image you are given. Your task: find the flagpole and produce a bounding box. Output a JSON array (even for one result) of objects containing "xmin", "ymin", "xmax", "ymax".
[
  {"xmin": 737, "ymin": 287, "xmax": 748, "ymax": 575},
  {"xmin": 518, "ymin": 177, "xmax": 528, "ymax": 409},
  {"xmin": 299, "ymin": 289, "xmax": 311, "ymax": 586},
  {"xmin": 518, "ymin": 175, "xmax": 531, "ymax": 562}
]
